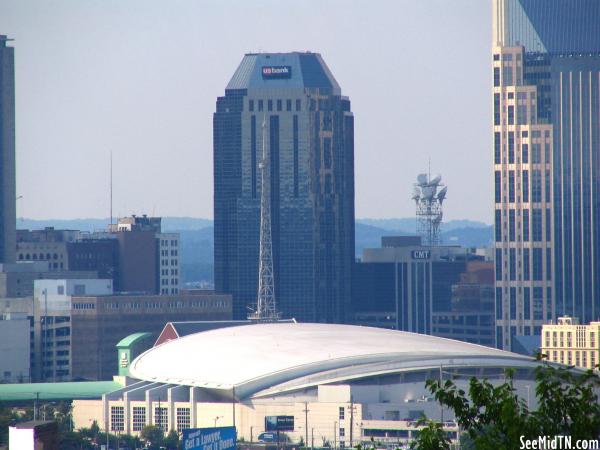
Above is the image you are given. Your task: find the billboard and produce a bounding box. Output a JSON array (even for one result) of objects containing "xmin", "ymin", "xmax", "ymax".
[
  {"xmin": 182, "ymin": 426, "xmax": 237, "ymax": 450},
  {"xmin": 261, "ymin": 66, "xmax": 292, "ymax": 79},
  {"xmin": 264, "ymin": 416, "xmax": 294, "ymax": 432}
]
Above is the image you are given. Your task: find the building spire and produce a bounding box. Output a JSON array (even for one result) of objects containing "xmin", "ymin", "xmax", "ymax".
[{"xmin": 249, "ymin": 115, "xmax": 280, "ymax": 321}]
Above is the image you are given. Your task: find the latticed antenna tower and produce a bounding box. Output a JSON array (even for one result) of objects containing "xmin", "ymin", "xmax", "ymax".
[
  {"xmin": 248, "ymin": 117, "xmax": 281, "ymax": 321},
  {"xmin": 412, "ymin": 172, "xmax": 447, "ymax": 247}
]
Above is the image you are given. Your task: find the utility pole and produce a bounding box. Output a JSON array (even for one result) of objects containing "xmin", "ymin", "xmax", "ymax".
[
  {"xmin": 303, "ymin": 402, "xmax": 310, "ymax": 448},
  {"xmin": 232, "ymin": 387, "xmax": 236, "ymax": 429},
  {"xmin": 333, "ymin": 421, "xmax": 337, "ymax": 450},
  {"xmin": 349, "ymin": 397, "xmax": 354, "ymax": 448},
  {"xmin": 440, "ymin": 364, "xmax": 444, "ymax": 423}
]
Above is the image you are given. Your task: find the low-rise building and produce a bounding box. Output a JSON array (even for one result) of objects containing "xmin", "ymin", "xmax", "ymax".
[
  {"xmin": 32, "ymin": 279, "xmax": 232, "ymax": 382},
  {"xmin": 0, "ymin": 312, "xmax": 31, "ymax": 382},
  {"xmin": 541, "ymin": 316, "xmax": 600, "ymax": 369}
]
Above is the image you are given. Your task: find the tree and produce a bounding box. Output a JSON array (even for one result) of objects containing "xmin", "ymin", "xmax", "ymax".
[
  {"xmin": 141, "ymin": 424, "xmax": 165, "ymax": 449},
  {"xmin": 164, "ymin": 429, "xmax": 181, "ymax": 449},
  {"xmin": 410, "ymin": 358, "xmax": 600, "ymax": 449}
]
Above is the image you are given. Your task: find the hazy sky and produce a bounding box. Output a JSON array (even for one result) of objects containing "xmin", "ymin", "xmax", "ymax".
[{"xmin": 1, "ymin": 0, "xmax": 492, "ymax": 222}]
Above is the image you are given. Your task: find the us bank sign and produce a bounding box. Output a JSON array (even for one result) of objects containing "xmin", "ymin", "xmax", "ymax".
[{"xmin": 262, "ymin": 65, "xmax": 292, "ymax": 79}]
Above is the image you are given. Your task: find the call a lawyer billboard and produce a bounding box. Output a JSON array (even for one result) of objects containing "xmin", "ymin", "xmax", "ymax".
[{"xmin": 183, "ymin": 426, "xmax": 237, "ymax": 450}]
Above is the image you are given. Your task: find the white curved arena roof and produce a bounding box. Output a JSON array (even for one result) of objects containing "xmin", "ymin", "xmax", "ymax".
[{"xmin": 129, "ymin": 323, "xmax": 537, "ymax": 398}]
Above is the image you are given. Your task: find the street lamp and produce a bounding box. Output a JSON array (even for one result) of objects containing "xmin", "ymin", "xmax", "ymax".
[{"xmin": 214, "ymin": 416, "xmax": 223, "ymax": 427}]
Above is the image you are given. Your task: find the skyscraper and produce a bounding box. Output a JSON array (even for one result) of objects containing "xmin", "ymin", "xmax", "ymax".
[
  {"xmin": 493, "ymin": 1, "xmax": 600, "ymax": 349},
  {"xmin": 214, "ymin": 52, "xmax": 354, "ymax": 322},
  {"xmin": 0, "ymin": 36, "xmax": 16, "ymax": 264}
]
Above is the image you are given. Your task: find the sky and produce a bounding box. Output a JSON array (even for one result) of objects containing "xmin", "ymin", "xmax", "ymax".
[{"xmin": 0, "ymin": 0, "xmax": 492, "ymax": 222}]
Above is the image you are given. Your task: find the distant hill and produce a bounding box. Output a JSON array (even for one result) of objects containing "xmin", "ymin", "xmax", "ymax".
[{"xmin": 18, "ymin": 217, "xmax": 493, "ymax": 284}]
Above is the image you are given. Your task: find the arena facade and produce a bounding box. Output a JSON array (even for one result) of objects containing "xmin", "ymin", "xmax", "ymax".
[{"xmin": 73, "ymin": 323, "xmax": 543, "ymax": 445}]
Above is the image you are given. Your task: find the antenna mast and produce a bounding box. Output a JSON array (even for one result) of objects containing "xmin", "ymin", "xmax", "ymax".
[
  {"xmin": 412, "ymin": 169, "xmax": 447, "ymax": 247},
  {"xmin": 249, "ymin": 116, "xmax": 280, "ymax": 321},
  {"xmin": 110, "ymin": 151, "xmax": 113, "ymax": 225}
]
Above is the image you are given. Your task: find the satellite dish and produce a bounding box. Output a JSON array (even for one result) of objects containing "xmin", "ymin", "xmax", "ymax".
[
  {"xmin": 417, "ymin": 173, "xmax": 428, "ymax": 185},
  {"xmin": 429, "ymin": 175, "xmax": 441, "ymax": 186},
  {"xmin": 437, "ymin": 186, "xmax": 448, "ymax": 202},
  {"xmin": 411, "ymin": 187, "xmax": 421, "ymax": 200},
  {"xmin": 422, "ymin": 186, "xmax": 435, "ymax": 200}
]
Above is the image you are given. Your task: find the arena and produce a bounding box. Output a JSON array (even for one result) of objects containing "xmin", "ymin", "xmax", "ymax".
[{"xmin": 73, "ymin": 322, "xmax": 542, "ymax": 446}]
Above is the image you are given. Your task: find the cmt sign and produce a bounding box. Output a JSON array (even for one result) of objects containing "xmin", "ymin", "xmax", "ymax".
[
  {"xmin": 411, "ymin": 250, "xmax": 430, "ymax": 260},
  {"xmin": 262, "ymin": 66, "xmax": 292, "ymax": 79}
]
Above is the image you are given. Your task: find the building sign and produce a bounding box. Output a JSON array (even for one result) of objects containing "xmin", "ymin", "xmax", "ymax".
[
  {"xmin": 261, "ymin": 66, "xmax": 292, "ymax": 79},
  {"xmin": 411, "ymin": 250, "xmax": 431, "ymax": 260},
  {"xmin": 182, "ymin": 426, "xmax": 236, "ymax": 450},
  {"xmin": 264, "ymin": 416, "xmax": 294, "ymax": 432}
]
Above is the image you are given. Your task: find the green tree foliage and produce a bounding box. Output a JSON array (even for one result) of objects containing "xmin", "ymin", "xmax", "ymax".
[
  {"xmin": 141, "ymin": 424, "xmax": 166, "ymax": 449},
  {"xmin": 165, "ymin": 429, "xmax": 182, "ymax": 449},
  {"xmin": 410, "ymin": 360, "xmax": 600, "ymax": 449}
]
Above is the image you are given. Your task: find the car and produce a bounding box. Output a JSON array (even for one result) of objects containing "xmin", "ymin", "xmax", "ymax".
[{"xmin": 257, "ymin": 432, "xmax": 278, "ymax": 443}]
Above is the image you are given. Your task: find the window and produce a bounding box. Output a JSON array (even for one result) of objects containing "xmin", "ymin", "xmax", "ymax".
[
  {"xmin": 493, "ymin": 67, "xmax": 500, "ymax": 87},
  {"xmin": 268, "ymin": 99, "xmax": 273, "ymax": 111},
  {"xmin": 532, "ymin": 209, "xmax": 542, "ymax": 241},
  {"xmin": 508, "ymin": 105, "xmax": 514, "ymax": 125},
  {"xmin": 296, "ymin": 99, "xmax": 301, "ymax": 111},
  {"xmin": 495, "ymin": 249, "xmax": 502, "ymax": 281},
  {"xmin": 276, "ymin": 99, "xmax": 282, "ymax": 111},
  {"xmin": 523, "ymin": 248, "xmax": 530, "ymax": 280},
  {"xmin": 522, "ymin": 143, "xmax": 529, "ymax": 163},
  {"xmin": 495, "ymin": 171, "xmax": 501, "ymax": 203},
  {"xmin": 249, "ymin": 100, "xmax": 254, "ymax": 112},
  {"xmin": 258, "ymin": 100, "xmax": 263, "ymax": 111},
  {"xmin": 494, "ymin": 132, "xmax": 501, "ymax": 164},
  {"xmin": 133, "ymin": 407, "xmax": 146, "ymax": 431},
  {"xmin": 522, "ymin": 170, "xmax": 529, "ymax": 202},
  {"xmin": 111, "ymin": 406, "xmax": 124, "ymax": 432},
  {"xmin": 508, "ymin": 132, "xmax": 514, "ymax": 163},
  {"xmin": 494, "ymin": 94, "xmax": 501, "ymax": 125},
  {"xmin": 57, "ymin": 285, "xmax": 65, "ymax": 295},
  {"xmin": 533, "ymin": 248, "xmax": 543, "ymax": 281},
  {"xmin": 509, "ymin": 209, "xmax": 515, "ymax": 241},
  {"xmin": 495, "ymin": 209, "xmax": 502, "ymax": 242},
  {"xmin": 339, "ymin": 406, "xmax": 345, "ymax": 420},
  {"xmin": 155, "ymin": 407, "xmax": 168, "ymax": 432},
  {"xmin": 177, "ymin": 408, "xmax": 191, "ymax": 430},
  {"xmin": 339, "ymin": 428, "xmax": 345, "ymax": 437},
  {"xmin": 286, "ymin": 99, "xmax": 292, "ymax": 111},
  {"xmin": 509, "ymin": 171, "xmax": 515, "ymax": 203}
]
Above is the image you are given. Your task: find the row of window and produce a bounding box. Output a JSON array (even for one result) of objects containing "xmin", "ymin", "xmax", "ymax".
[
  {"xmin": 160, "ymin": 250, "xmax": 178, "ymax": 257},
  {"xmin": 103, "ymin": 299, "xmax": 227, "ymax": 310},
  {"xmin": 547, "ymin": 350, "xmax": 597, "ymax": 368},
  {"xmin": 18, "ymin": 253, "xmax": 62, "ymax": 261},
  {"xmin": 544, "ymin": 330, "xmax": 596, "ymax": 348},
  {"xmin": 113, "ymin": 406, "xmax": 191, "ymax": 432},
  {"xmin": 161, "ymin": 259, "xmax": 178, "ymax": 266},
  {"xmin": 495, "ymin": 207, "xmax": 551, "ymax": 243},
  {"xmin": 160, "ymin": 239, "xmax": 178, "ymax": 247},
  {"xmin": 248, "ymin": 98, "xmax": 302, "ymax": 113}
]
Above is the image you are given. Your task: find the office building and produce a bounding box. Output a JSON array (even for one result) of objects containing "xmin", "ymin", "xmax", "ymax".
[
  {"xmin": 431, "ymin": 261, "xmax": 495, "ymax": 347},
  {"xmin": 214, "ymin": 52, "xmax": 354, "ymax": 322},
  {"xmin": 0, "ymin": 262, "xmax": 97, "ymax": 298},
  {"xmin": 0, "ymin": 312, "xmax": 30, "ymax": 383},
  {"xmin": 72, "ymin": 323, "xmax": 545, "ymax": 445},
  {"xmin": 541, "ymin": 316, "xmax": 599, "ymax": 370},
  {"xmin": 352, "ymin": 236, "xmax": 486, "ymax": 334},
  {"xmin": 32, "ymin": 279, "xmax": 231, "ymax": 382},
  {"xmin": 17, "ymin": 228, "xmax": 80, "ymax": 270},
  {"xmin": 492, "ymin": 0, "xmax": 600, "ymax": 349},
  {"xmin": 0, "ymin": 36, "xmax": 16, "ymax": 264}
]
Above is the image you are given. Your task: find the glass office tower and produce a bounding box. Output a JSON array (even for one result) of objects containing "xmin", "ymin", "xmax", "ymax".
[
  {"xmin": 493, "ymin": 0, "xmax": 600, "ymax": 349},
  {"xmin": 214, "ymin": 52, "xmax": 354, "ymax": 322},
  {"xmin": 0, "ymin": 36, "xmax": 16, "ymax": 264}
]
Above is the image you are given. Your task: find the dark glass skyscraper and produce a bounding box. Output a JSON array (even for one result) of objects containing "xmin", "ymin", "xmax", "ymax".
[
  {"xmin": 493, "ymin": 0, "xmax": 600, "ymax": 349},
  {"xmin": 214, "ymin": 52, "xmax": 354, "ymax": 322},
  {"xmin": 0, "ymin": 36, "xmax": 16, "ymax": 264}
]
